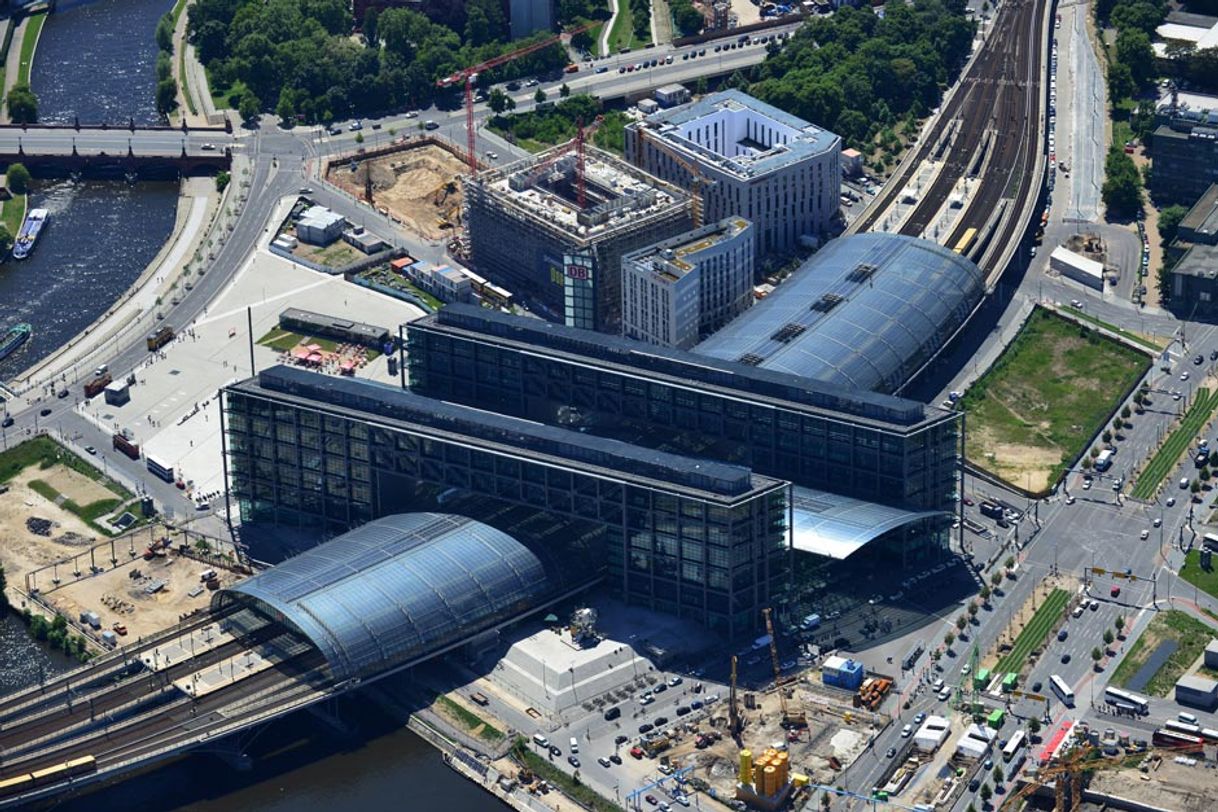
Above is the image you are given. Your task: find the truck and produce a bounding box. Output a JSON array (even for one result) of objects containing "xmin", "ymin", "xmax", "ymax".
[
  {"xmin": 979, "ymin": 501, "xmax": 1005, "ymax": 521},
  {"xmin": 83, "ymin": 372, "xmax": 112, "ymax": 399},
  {"xmin": 112, "ymin": 432, "xmax": 140, "ymax": 460},
  {"xmin": 1094, "ymin": 449, "xmax": 1114, "ymax": 472},
  {"xmin": 146, "ymin": 326, "xmax": 174, "ymax": 352}
]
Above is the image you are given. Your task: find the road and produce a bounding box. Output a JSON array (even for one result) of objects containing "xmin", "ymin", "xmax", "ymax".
[
  {"xmin": 1063, "ymin": 3, "xmax": 1105, "ymax": 224},
  {"xmin": 0, "ymin": 127, "xmax": 235, "ymax": 156}
]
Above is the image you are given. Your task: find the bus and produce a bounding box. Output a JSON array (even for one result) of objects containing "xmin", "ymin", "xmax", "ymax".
[
  {"xmin": 1050, "ymin": 675, "xmax": 1075, "ymax": 707},
  {"xmin": 1201, "ymin": 728, "xmax": 1218, "ymax": 743},
  {"xmin": 1164, "ymin": 719, "xmax": 1203, "ymax": 737},
  {"xmin": 1104, "ymin": 686, "xmax": 1149, "ymax": 715},
  {"xmin": 1152, "ymin": 728, "xmax": 1204, "ymax": 753},
  {"xmin": 1002, "ymin": 729, "xmax": 1027, "ymax": 762},
  {"xmin": 952, "ymin": 227, "xmax": 978, "ymax": 255},
  {"xmin": 146, "ymin": 455, "xmax": 174, "ymax": 483}
]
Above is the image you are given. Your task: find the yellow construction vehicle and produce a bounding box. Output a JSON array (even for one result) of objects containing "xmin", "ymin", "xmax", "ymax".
[{"xmin": 763, "ymin": 607, "xmax": 806, "ymax": 728}]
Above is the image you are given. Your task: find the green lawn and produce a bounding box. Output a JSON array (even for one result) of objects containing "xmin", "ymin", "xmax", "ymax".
[
  {"xmin": 960, "ymin": 307, "xmax": 1151, "ymax": 489},
  {"xmin": 511, "ymin": 737, "xmax": 622, "ymax": 812},
  {"xmin": 2, "ymin": 193, "xmax": 26, "ymax": 240},
  {"xmin": 1178, "ymin": 550, "xmax": 1218, "ymax": 602},
  {"xmin": 1131, "ymin": 388, "xmax": 1218, "ymax": 499},
  {"xmin": 1059, "ymin": 306, "xmax": 1166, "ymax": 353},
  {"xmin": 28, "ymin": 479, "xmax": 123, "ymax": 535},
  {"xmin": 208, "ymin": 75, "xmax": 248, "ymax": 111},
  {"xmin": 1111, "ymin": 610, "xmax": 1218, "ymax": 696},
  {"xmin": 0, "ymin": 436, "xmax": 131, "ymax": 493},
  {"xmin": 256, "ymin": 329, "xmax": 338, "ymax": 354},
  {"xmin": 994, "ymin": 588, "xmax": 1070, "ymax": 675},
  {"xmin": 436, "ymin": 695, "xmax": 504, "ymax": 744},
  {"xmin": 606, "ymin": 0, "xmax": 648, "ymax": 53},
  {"xmin": 16, "ymin": 12, "xmax": 46, "ymax": 87}
]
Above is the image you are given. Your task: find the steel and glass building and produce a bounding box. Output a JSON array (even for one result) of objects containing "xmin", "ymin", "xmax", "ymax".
[
  {"xmin": 222, "ymin": 366, "xmax": 788, "ymax": 636},
  {"xmin": 214, "ymin": 513, "xmax": 566, "ymax": 682},
  {"xmin": 693, "ymin": 234, "xmax": 985, "ymax": 394}
]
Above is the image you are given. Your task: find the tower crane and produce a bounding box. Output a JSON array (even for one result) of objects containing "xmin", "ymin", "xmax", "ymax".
[
  {"xmin": 729, "ymin": 654, "xmax": 743, "ymax": 746},
  {"xmin": 632, "ymin": 125, "xmax": 714, "ymax": 227},
  {"xmin": 763, "ymin": 607, "xmax": 806, "ymax": 728},
  {"xmin": 520, "ymin": 115, "xmax": 603, "ymax": 195},
  {"xmin": 436, "ymin": 25, "xmax": 590, "ymax": 177}
]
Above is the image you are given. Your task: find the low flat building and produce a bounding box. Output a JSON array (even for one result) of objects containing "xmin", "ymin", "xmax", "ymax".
[
  {"xmin": 1176, "ymin": 673, "xmax": 1218, "ymax": 710},
  {"xmin": 655, "ymin": 84, "xmax": 691, "ymax": 108},
  {"xmin": 1179, "ymin": 183, "xmax": 1218, "ymax": 245},
  {"xmin": 405, "ymin": 261, "xmax": 473, "ymax": 304},
  {"xmin": 1206, "ymin": 639, "xmax": 1218, "ymax": 669},
  {"xmin": 343, "ymin": 228, "xmax": 389, "ymax": 254},
  {"xmin": 914, "ymin": 715, "xmax": 950, "ymax": 753},
  {"xmin": 841, "ymin": 148, "xmax": 863, "ymax": 177},
  {"xmin": 279, "ymin": 307, "xmax": 391, "ymax": 350},
  {"xmin": 295, "ymin": 205, "xmax": 346, "ymax": 246},
  {"xmin": 620, "ymin": 217, "xmax": 755, "ymax": 349},
  {"xmin": 1050, "ymin": 245, "xmax": 1105, "ymax": 291}
]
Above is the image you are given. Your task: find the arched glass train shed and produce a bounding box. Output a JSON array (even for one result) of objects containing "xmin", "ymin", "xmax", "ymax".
[{"xmin": 212, "ymin": 513, "xmax": 552, "ymax": 682}]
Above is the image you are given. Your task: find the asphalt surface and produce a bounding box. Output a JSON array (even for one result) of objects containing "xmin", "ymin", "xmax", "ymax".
[{"xmin": 0, "ymin": 127, "xmax": 236, "ymax": 156}]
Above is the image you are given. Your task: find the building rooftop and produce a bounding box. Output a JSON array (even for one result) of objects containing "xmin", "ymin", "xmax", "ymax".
[
  {"xmin": 637, "ymin": 89, "xmax": 840, "ymax": 178},
  {"xmin": 1156, "ymin": 20, "xmax": 1218, "ymax": 49},
  {"xmin": 233, "ymin": 365, "xmax": 774, "ymax": 500},
  {"xmin": 298, "ymin": 205, "xmax": 345, "ymax": 230},
  {"xmin": 280, "ymin": 308, "xmax": 390, "ymax": 343},
  {"xmin": 215, "ymin": 513, "xmax": 555, "ymax": 682},
  {"xmin": 422, "ymin": 304, "xmax": 949, "ymax": 430},
  {"xmin": 1180, "ymin": 183, "xmax": 1218, "ymax": 242},
  {"xmin": 1172, "ymin": 243, "xmax": 1218, "ymax": 278},
  {"xmin": 692, "ymin": 234, "xmax": 985, "ymax": 394},
  {"xmin": 1177, "ymin": 674, "xmax": 1218, "ymax": 692},
  {"xmin": 472, "ymin": 145, "xmax": 689, "ymax": 244},
  {"xmin": 622, "ymin": 217, "xmax": 751, "ymax": 280}
]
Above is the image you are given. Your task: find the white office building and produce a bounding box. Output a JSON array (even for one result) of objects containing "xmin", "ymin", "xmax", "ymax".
[
  {"xmin": 621, "ymin": 218, "xmax": 755, "ymax": 349},
  {"xmin": 624, "ymin": 90, "xmax": 841, "ymax": 255}
]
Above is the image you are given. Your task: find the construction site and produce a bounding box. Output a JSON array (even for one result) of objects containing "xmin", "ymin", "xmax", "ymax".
[
  {"xmin": 325, "ymin": 138, "xmax": 470, "ymax": 242},
  {"xmin": 463, "ymin": 140, "xmax": 693, "ymax": 331}
]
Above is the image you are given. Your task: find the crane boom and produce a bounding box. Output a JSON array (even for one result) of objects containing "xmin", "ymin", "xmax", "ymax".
[
  {"xmin": 763, "ymin": 607, "xmax": 805, "ymax": 728},
  {"xmin": 436, "ymin": 25, "xmax": 591, "ymax": 177},
  {"xmin": 633, "ymin": 126, "xmax": 712, "ymax": 227}
]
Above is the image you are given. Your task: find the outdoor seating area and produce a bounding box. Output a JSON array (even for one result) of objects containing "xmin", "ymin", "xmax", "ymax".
[{"xmin": 277, "ymin": 341, "xmax": 377, "ymax": 377}]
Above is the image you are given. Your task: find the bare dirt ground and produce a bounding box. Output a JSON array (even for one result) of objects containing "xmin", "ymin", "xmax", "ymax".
[
  {"xmin": 1088, "ymin": 754, "xmax": 1218, "ymax": 812},
  {"xmin": 327, "ymin": 142, "xmax": 469, "ymax": 242},
  {"xmin": 0, "ymin": 467, "xmax": 105, "ymax": 590},
  {"xmin": 37, "ymin": 463, "xmax": 119, "ymax": 506},
  {"xmin": 966, "ymin": 424, "xmax": 1060, "ymax": 493}
]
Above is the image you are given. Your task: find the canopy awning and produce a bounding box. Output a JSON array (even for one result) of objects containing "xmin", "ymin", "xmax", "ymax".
[{"xmin": 790, "ymin": 485, "xmax": 950, "ymax": 560}]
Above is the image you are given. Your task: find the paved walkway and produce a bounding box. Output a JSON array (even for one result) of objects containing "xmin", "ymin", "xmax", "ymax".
[
  {"xmin": 598, "ymin": 0, "xmax": 618, "ymax": 56},
  {"xmin": 171, "ymin": 2, "xmax": 222, "ymax": 127},
  {"xmin": 652, "ymin": 0, "xmax": 672, "ymax": 46},
  {"xmin": 1, "ymin": 14, "xmax": 33, "ymax": 124}
]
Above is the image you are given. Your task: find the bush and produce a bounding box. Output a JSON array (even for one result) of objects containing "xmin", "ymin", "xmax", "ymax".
[
  {"xmin": 7, "ymin": 83, "xmax": 38, "ymax": 124},
  {"xmin": 6, "ymin": 162, "xmax": 30, "ymax": 195}
]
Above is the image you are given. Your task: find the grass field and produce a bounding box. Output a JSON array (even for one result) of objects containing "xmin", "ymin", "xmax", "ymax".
[
  {"xmin": 606, "ymin": 1, "xmax": 648, "ymax": 54},
  {"xmin": 0, "ymin": 436, "xmax": 130, "ymax": 494},
  {"xmin": 27, "ymin": 479, "xmax": 125, "ymax": 535},
  {"xmin": 994, "ymin": 588, "xmax": 1070, "ymax": 675},
  {"xmin": 1178, "ymin": 550, "xmax": 1218, "ymax": 602},
  {"xmin": 256, "ymin": 329, "xmax": 338, "ymax": 354},
  {"xmin": 1111, "ymin": 610, "xmax": 1218, "ymax": 696},
  {"xmin": 961, "ymin": 307, "xmax": 1151, "ymax": 491},
  {"xmin": 511, "ymin": 737, "xmax": 621, "ymax": 812},
  {"xmin": 1131, "ymin": 388, "xmax": 1218, "ymax": 499},
  {"xmin": 436, "ymin": 695, "xmax": 504, "ymax": 744},
  {"xmin": 16, "ymin": 12, "xmax": 45, "ymax": 87},
  {"xmin": 2, "ymin": 193, "xmax": 26, "ymax": 240}
]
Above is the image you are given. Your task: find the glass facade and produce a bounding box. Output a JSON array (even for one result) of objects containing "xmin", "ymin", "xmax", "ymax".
[{"xmin": 222, "ymin": 367, "xmax": 789, "ymax": 636}]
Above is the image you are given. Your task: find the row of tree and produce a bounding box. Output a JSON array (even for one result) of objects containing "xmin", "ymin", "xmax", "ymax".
[
  {"xmin": 154, "ymin": 9, "xmax": 180, "ymax": 117},
  {"xmin": 17, "ymin": 608, "xmax": 93, "ymax": 663},
  {"xmin": 188, "ymin": 0, "xmax": 570, "ymax": 125},
  {"xmin": 748, "ymin": 0, "xmax": 975, "ymax": 154},
  {"xmin": 487, "ymin": 93, "xmax": 628, "ymax": 154}
]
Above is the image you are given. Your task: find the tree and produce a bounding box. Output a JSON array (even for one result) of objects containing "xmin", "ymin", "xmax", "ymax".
[
  {"xmin": 559, "ymin": 83, "xmax": 571, "ymax": 99},
  {"xmin": 238, "ymin": 92, "xmax": 262, "ymax": 125},
  {"xmin": 993, "ymin": 764, "xmax": 1004, "ymax": 784},
  {"xmin": 956, "ymin": 615, "xmax": 968, "ymax": 631},
  {"xmin": 694, "ymin": 76, "xmax": 708, "ymax": 96},
  {"xmin": 945, "ymin": 631, "xmax": 956, "ymax": 649},
  {"xmin": 980, "ymin": 784, "xmax": 992, "ymax": 802},
  {"xmin": 535, "ymin": 87, "xmax": 547, "ymax": 105},
  {"xmin": 355, "ymin": 132, "xmax": 364, "ymax": 143},
  {"xmin": 0, "ymin": 564, "xmax": 7, "ymax": 611},
  {"xmin": 979, "ymin": 584, "xmax": 991, "ymax": 601},
  {"xmin": 1117, "ymin": 28, "xmax": 1156, "ymax": 87},
  {"xmin": 488, "ymin": 87, "xmax": 515, "ymax": 114},
  {"xmin": 1121, "ymin": 405, "xmax": 1131, "ymax": 419},
  {"xmin": 1028, "ymin": 717, "xmax": 1041, "ymax": 735},
  {"xmin": 967, "ymin": 601, "xmax": 979, "ymax": 618},
  {"xmin": 1082, "ymin": 456, "xmax": 1094, "ymax": 470},
  {"xmin": 1102, "ymin": 430, "xmax": 1113, "ymax": 444},
  {"xmin": 276, "ymin": 89, "xmax": 297, "ymax": 125},
  {"xmin": 155, "ymin": 13, "xmax": 174, "ymax": 53},
  {"xmin": 156, "ymin": 78, "xmax": 178, "ymax": 116},
  {"xmin": 1091, "ymin": 646, "xmax": 1103, "ymax": 662},
  {"xmin": 7, "ymin": 162, "xmax": 31, "ymax": 195},
  {"xmin": 0, "ymin": 223, "xmax": 11, "ymax": 256},
  {"xmin": 990, "ymin": 571, "xmax": 1004, "ymax": 588},
  {"xmin": 363, "ymin": 7, "xmax": 380, "ymax": 46},
  {"xmin": 1115, "ymin": 615, "xmax": 1125, "ymax": 633},
  {"xmin": 215, "ymin": 171, "xmax": 230, "ymax": 193},
  {"xmin": 1102, "ymin": 146, "xmax": 1144, "ymax": 216},
  {"xmin": 6, "ymin": 82, "xmax": 38, "ymax": 124},
  {"xmin": 1159, "ymin": 204, "xmax": 1190, "ymax": 244},
  {"xmin": 1103, "ymin": 628, "xmax": 1115, "ymax": 645},
  {"xmin": 1005, "ymin": 556, "xmax": 1016, "ymax": 569},
  {"xmin": 1192, "ymin": 479, "xmax": 1202, "ymax": 494},
  {"xmin": 1108, "ymin": 61, "xmax": 1135, "ymax": 104}
]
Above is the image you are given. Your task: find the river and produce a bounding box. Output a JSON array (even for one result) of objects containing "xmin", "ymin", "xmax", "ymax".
[{"xmin": 2, "ymin": 2, "xmax": 510, "ymax": 809}]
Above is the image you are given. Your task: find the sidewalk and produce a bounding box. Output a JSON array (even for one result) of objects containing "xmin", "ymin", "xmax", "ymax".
[
  {"xmin": 171, "ymin": 2, "xmax": 222, "ymax": 127},
  {"xmin": 0, "ymin": 14, "xmax": 32, "ymax": 125},
  {"xmin": 598, "ymin": 0, "xmax": 618, "ymax": 56}
]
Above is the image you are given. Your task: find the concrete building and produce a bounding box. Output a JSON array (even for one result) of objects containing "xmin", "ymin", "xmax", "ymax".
[
  {"xmin": 1205, "ymin": 639, "xmax": 1218, "ymax": 669},
  {"xmin": 295, "ymin": 205, "xmax": 346, "ymax": 246},
  {"xmin": 655, "ymin": 84, "xmax": 691, "ymax": 108},
  {"xmin": 914, "ymin": 716, "xmax": 950, "ymax": 752},
  {"xmin": 625, "ymin": 89, "xmax": 841, "ymax": 255},
  {"xmin": 840, "ymin": 148, "xmax": 863, "ymax": 177},
  {"xmin": 1167, "ymin": 243, "xmax": 1218, "ymax": 318},
  {"xmin": 1178, "ymin": 183, "xmax": 1218, "ymax": 245},
  {"xmin": 400, "ymin": 260, "xmax": 474, "ymax": 304},
  {"xmin": 279, "ymin": 308, "xmax": 391, "ymax": 350},
  {"xmin": 1175, "ymin": 674, "xmax": 1218, "ymax": 711},
  {"xmin": 1152, "ymin": 94, "xmax": 1218, "ymax": 205},
  {"xmin": 342, "ymin": 228, "xmax": 389, "ymax": 254},
  {"xmin": 1050, "ymin": 245, "xmax": 1105, "ymax": 292},
  {"xmin": 464, "ymin": 145, "xmax": 693, "ymax": 332},
  {"xmin": 509, "ymin": 0, "xmax": 553, "ymax": 39},
  {"xmin": 620, "ymin": 217, "xmax": 755, "ymax": 349}
]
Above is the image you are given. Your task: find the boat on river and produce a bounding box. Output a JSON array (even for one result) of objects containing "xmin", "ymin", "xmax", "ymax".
[
  {"xmin": 12, "ymin": 208, "xmax": 48, "ymax": 260},
  {"xmin": 0, "ymin": 323, "xmax": 31, "ymax": 361}
]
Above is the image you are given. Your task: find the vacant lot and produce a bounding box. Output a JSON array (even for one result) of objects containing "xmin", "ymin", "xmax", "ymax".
[
  {"xmin": 962, "ymin": 308, "xmax": 1150, "ymax": 491},
  {"xmin": 1111, "ymin": 610, "xmax": 1217, "ymax": 696}
]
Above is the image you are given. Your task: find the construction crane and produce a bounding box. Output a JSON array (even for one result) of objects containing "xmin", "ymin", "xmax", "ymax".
[
  {"xmin": 763, "ymin": 607, "xmax": 806, "ymax": 728},
  {"xmin": 729, "ymin": 654, "xmax": 743, "ymax": 746},
  {"xmin": 436, "ymin": 25, "xmax": 590, "ymax": 177},
  {"xmin": 632, "ymin": 125, "xmax": 714, "ymax": 227},
  {"xmin": 518, "ymin": 115, "xmax": 603, "ymax": 201}
]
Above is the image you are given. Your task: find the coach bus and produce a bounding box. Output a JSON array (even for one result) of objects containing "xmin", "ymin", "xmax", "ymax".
[
  {"xmin": 146, "ymin": 454, "xmax": 174, "ymax": 483},
  {"xmin": 1164, "ymin": 719, "xmax": 1203, "ymax": 737},
  {"xmin": 1050, "ymin": 675, "xmax": 1075, "ymax": 707},
  {"xmin": 1152, "ymin": 728, "xmax": 1204, "ymax": 753},
  {"xmin": 1002, "ymin": 729, "xmax": 1027, "ymax": 762},
  {"xmin": 1104, "ymin": 686, "xmax": 1149, "ymax": 715}
]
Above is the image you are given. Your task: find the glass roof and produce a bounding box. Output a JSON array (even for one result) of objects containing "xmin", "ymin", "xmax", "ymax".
[
  {"xmin": 790, "ymin": 486, "xmax": 950, "ymax": 559},
  {"xmin": 217, "ymin": 514, "xmax": 551, "ymax": 682},
  {"xmin": 693, "ymin": 234, "xmax": 985, "ymax": 393}
]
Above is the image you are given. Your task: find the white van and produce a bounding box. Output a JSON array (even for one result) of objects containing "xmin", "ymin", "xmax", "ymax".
[
  {"xmin": 533, "ymin": 734, "xmax": 550, "ymax": 749},
  {"xmin": 569, "ymin": 737, "xmax": 579, "ymax": 753},
  {"xmin": 1179, "ymin": 712, "xmax": 1199, "ymax": 725}
]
